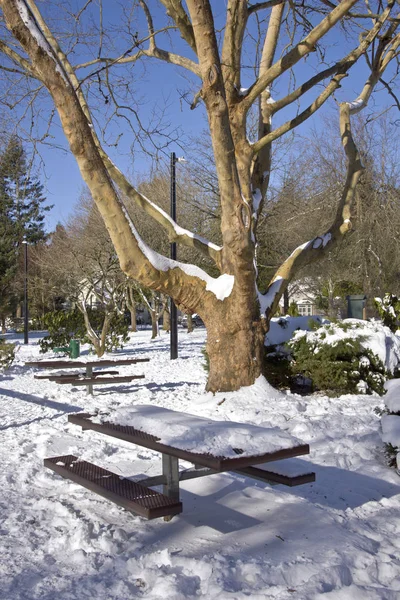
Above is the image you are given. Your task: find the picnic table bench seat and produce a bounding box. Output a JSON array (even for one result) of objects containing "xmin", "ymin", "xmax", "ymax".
[
  {"xmin": 34, "ymin": 370, "xmax": 120, "ymax": 380},
  {"xmin": 53, "ymin": 374, "xmax": 145, "ymax": 386},
  {"xmin": 44, "ymin": 455, "xmax": 182, "ymax": 520}
]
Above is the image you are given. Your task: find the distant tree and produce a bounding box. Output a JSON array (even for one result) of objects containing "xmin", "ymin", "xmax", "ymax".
[
  {"xmin": 0, "ymin": 136, "xmax": 50, "ymax": 244},
  {"xmin": 0, "ymin": 136, "xmax": 51, "ymax": 330},
  {"xmin": 38, "ymin": 195, "xmax": 129, "ymax": 356}
]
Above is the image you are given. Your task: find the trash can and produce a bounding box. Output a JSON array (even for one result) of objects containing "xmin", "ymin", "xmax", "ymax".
[
  {"xmin": 346, "ymin": 295, "xmax": 367, "ymax": 319},
  {"xmin": 69, "ymin": 339, "xmax": 80, "ymax": 359}
]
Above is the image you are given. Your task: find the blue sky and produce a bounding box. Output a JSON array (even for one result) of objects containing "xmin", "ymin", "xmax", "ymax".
[{"xmin": 16, "ymin": 1, "xmax": 397, "ymax": 232}]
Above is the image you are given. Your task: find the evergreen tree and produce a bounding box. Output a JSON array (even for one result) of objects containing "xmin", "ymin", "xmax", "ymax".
[
  {"xmin": 0, "ymin": 136, "xmax": 52, "ymax": 329},
  {"xmin": 0, "ymin": 136, "xmax": 51, "ymax": 244}
]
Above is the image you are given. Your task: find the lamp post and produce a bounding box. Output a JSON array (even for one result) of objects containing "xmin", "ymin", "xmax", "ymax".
[
  {"xmin": 22, "ymin": 239, "xmax": 28, "ymax": 344},
  {"xmin": 170, "ymin": 152, "xmax": 186, "ymax": 360}
]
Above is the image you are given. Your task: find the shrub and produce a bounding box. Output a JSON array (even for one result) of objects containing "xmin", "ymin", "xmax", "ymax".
[
  {"xmin": 0, "ymin": 339, "xmax": 16, "ymax": 369},
  {"xmin": 384, "ymin": 443, "xmax": 398, "ymax": 468},
  {"xmin": 40, "ymin": 308, "xmax": 129, "ymax": 354},
  {"xmin": 263, "ymin": 347, "xmax": 293, "ymax": 390},
  {"xmin": 40, "ymin": 309, "xmax": 85, "ymax": 353},
  {"xmin": 374, "ymin": 293, "xmax": 400, "ymax": 333},
  {"xmin": 288, "ymin": 322, "xmax": 388, "ymax": 395}
]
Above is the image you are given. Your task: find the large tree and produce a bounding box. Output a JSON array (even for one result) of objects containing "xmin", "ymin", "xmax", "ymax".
[{"xmin": 0, "ymin": 1, "xmax": 399, "ymax": 391}]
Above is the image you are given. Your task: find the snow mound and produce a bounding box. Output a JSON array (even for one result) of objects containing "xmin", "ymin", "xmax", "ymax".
[
  {"xmin": 265, "ymin": 315, "xmax": 329, "ymax": 346},
  {"xmin": 382, "ymin": 379, "xmax": 400, "ymax": 470},
  {"xmin": 383, "ymin": 379, "xmax": 400, "ymax": 413}
]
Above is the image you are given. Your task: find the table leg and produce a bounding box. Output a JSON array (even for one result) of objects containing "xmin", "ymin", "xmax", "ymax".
[
  {"xmin": 162, "ymin": 454, "xmax": 179, "ymax": 521},
  {"xmin": 86, "ymin": 365, "xmax": 93, "ymax": 395}
]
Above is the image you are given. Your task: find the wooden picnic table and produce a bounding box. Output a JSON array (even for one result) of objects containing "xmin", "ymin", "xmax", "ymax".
[
  {"xmin": 26, "ymin": 357, "xmax": 150, "ymax": 394},
  {"xmin": 44, "ymin": 406, "xmax": 315, "ymax": 521}
]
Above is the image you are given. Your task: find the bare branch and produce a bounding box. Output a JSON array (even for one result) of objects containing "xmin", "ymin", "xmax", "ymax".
[
  {"xmin": 159, "ymin": 0, "xmax": 197, "ymax": 54},
  {"xmin": 221, "ymin": 0, "xmax": 248, "ymax": 93},
  {"xmin": 75, "ymin": 42, "xmax": 201, "ymax": 78},
  {"xmin": 100, "ymin": 154, "xmax": 223, "ymax": 267},
  {"xmin": 0, "ymin": 39, "xmax": 38, "ymax": 78},
  {"xmin": 139, "ymin": 0, "xmax": 156, "ymax": 51},
  {"xmin": 261, "ymin": 102, "xmax": 363, "ymax": 319},
  {"xmin": 380, "ymin": 75, "xmax": 400, "ymax": 109},
  {"xmin": 252, "ymin": 3, "xmax": 397, "ymax": 153},
  {"xmin": 248, "ymin": 0, "xmax": 286, "ymax": 15},
  {"xmin": 242, "ymin": 0, "xmax": 359, "ymax": 110},
  {"xmin": 250, "ymin": 3, "xmax": 285, "ymax": 220},
  {"xmin": 5, "ymin": 1, "xmax": 214, "ymax": 261}
]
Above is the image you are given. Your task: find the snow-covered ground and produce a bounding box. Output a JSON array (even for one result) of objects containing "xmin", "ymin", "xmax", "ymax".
[{"xmin": 1, "ymin": 329, "xmax": 400, "ymax": 599}]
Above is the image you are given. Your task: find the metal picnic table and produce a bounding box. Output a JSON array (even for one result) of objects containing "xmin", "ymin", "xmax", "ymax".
[
  {"xmin": 25, "ymin": 357, "xmax": 150, "ymax": 394},
  {"xmin": 44, "ymin": 406, "xmax": 316, "ymax": 521}
]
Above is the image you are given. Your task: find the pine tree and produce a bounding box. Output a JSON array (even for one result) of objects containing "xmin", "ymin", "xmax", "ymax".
[
  {"xmin": 0, "ymin": 136, "xmax": 52, "ymax": 330},
  {"xmin": 0, "ymin": 136, "xmax": 51, "ymax": 244}
]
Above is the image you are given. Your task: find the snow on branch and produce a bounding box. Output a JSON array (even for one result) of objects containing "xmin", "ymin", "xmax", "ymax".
[
  {"xmin": 257, "ymin": 100, "xmax": 364, "ymax": 319},
  {"xmin": 15, "ymin": 0, "xmax": 70, "ymax": 84},
  {"xmin": 101, "ymin": 155, "xmax": 223, "ymax": 268},
  {"xmin": 121, "ymin": 204, "xmax": 233, "ymax": 302}
]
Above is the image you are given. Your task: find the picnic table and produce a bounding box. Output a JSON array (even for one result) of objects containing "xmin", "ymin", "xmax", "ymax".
[
  {"xmin": 25, "ymin": 357, "xmax": 150, "ymax": 394},
  {"xmin": 44, "ymin": 405, "xmax": 315, "ymax": 521}
]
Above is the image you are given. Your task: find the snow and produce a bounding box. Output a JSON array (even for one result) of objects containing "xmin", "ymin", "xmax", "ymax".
[
  {"xmin": 382, "ymin": 380, "xmax": 400, "ymax": 468},
  {"xmin": 252, "ymin": 188, "xmax": 262, "ymax": 214},
  {"xmin": 16, "ymin": 0, "xmax": 70, "ymax": 85},
  {"xmin": 381, "ymin": 415, "xmax": 400, "ymax": 447},
  {"xmin": 383, "ymin": 379, "xmax": 400, "ymax": 413},
  {"xmin": 205, "ymin": 272, "xmax": 234, "ymax": 301},
  {"xmin": 347, "ymin": 97, "xmax": 366, "ymax": 112},
  {"xmin": 265, "ymin": 315, "xmax": 329, "ymax": 346},
  {"xmin": 1, "ymin": 329, "xmax": 400, "ymax": 599},
  {"xmin": 312, "ymin": 233, "xmax": 332, "ymax": 249},
  {"xmin": 258, "ymin": 276, "xmax": 283, "ymax": 315},
  {"xmin": 97, "ymin": 404, "xmax": 302, "ymax": 458},
  {"xmin": 133, "ymin": 190, "xmax": 221, "ymax": 254},
  {"xmin": 16, "ymin": 0, "xmax": 52, "ymax": 55}
]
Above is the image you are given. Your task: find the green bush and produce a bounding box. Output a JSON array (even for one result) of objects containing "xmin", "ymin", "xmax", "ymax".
[
  {"xmin": 384, "ymin": 443, "xmax": 398, "ymax": 468},
  {"xmin": 0, "ymin": 339, "xmax": 16, "ymax": 369},
  {"xmin": 289, "ymin": 333, "xmax": 387, "ymax": 395},
  {"xmin": 40, "ymin": 309, "xmax": 84, "ymax": 353},
  {"xmin": 40, "ymin": 308, "xmax": 129, "ymax": 354},
  {"xmin": 374, "ymin": 293, "xmax": 400, "ymax": 333},
  {"xmin": 263, "ymin": 346, "xmax": 292, "ymax": 389}
]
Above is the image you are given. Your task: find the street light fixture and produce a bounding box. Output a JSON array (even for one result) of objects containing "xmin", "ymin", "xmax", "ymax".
[
  {"xmin": 170, "ymin": 152, "xmax": 186, "ymax": 360},
  {"xmin": 22, "ymin": 239, "xmax": 28, "ymax": 344}
]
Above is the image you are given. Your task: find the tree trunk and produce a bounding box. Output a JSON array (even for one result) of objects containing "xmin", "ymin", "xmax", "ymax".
[
  {"xmin": 205, "ymin": 316, "xmax": 266, "ymax": 392},
  {"xmin": 150, "ymin": 311, "xmax": 158, "ymax": 339},
  {"xmin": 163, "ymin": 308, "xmax": 170, "ymax": 332},
  {"xmin": 283, "ymin": 289, "xmax": 289, "ymax": 314},
  {"xmin": 130, "ymin": 305, "xmax": 137, "ymax": 332}
]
